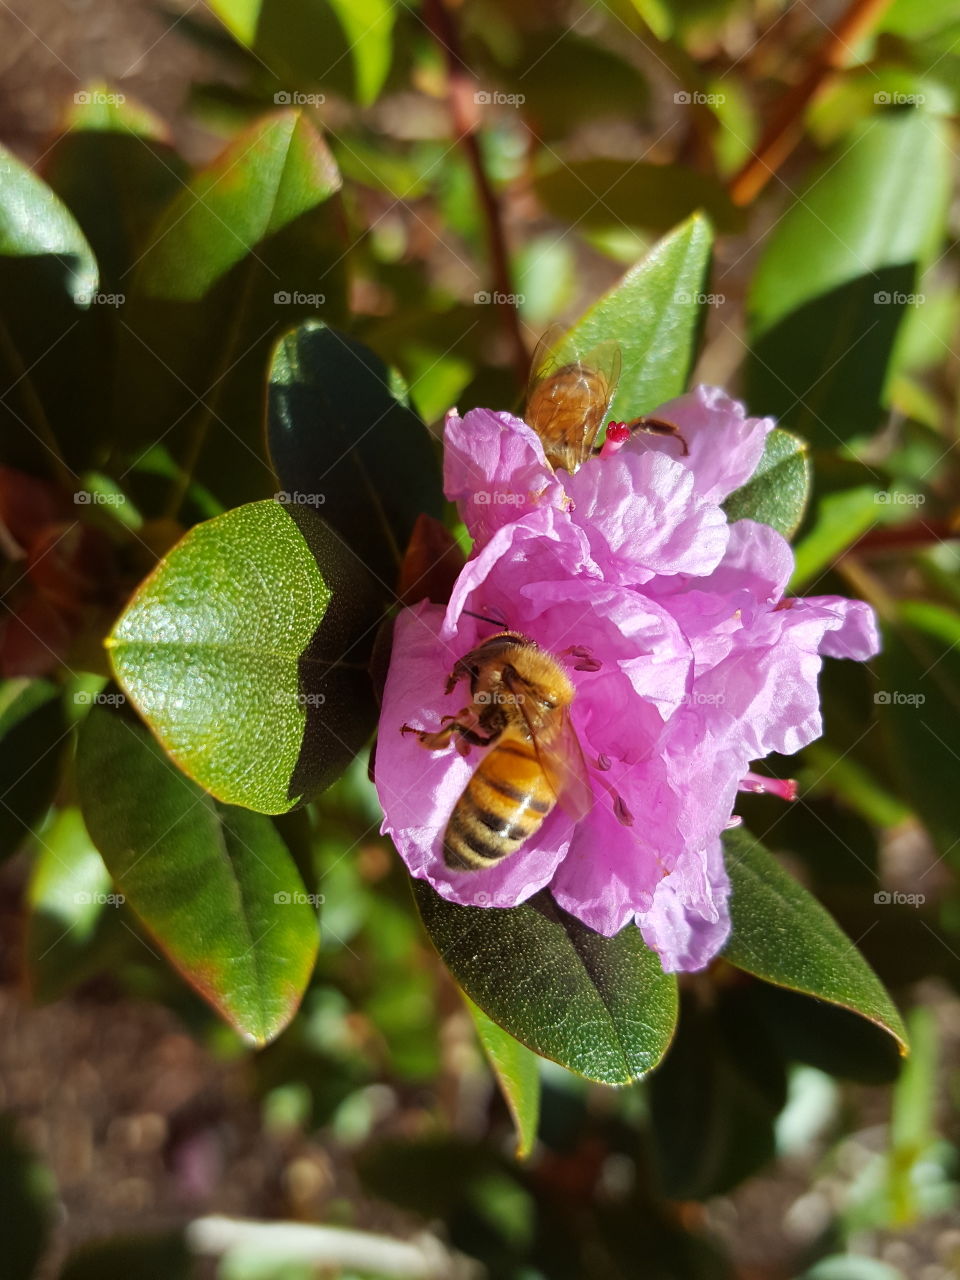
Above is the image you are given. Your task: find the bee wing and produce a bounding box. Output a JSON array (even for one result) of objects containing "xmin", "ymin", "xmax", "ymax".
[
  {"xmin": 514, "ymin": 694, "xmax": 594, "ymax": 822},
  {"xmin": 526, "ymin": 328, "xmax": 622, "ymax": 471}
]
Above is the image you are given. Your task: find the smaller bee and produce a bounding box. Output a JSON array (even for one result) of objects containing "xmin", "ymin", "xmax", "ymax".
[
  {"xmin": 403, "ymin": 631, "xmax": 594, "ymax": 870},
  {"xmin": 525, "ymin": 327, "xmax": 621, "ymax": 474},
  {"xmin": 526, "ymin": 326, "xmax": 688, "ymax": 468}
]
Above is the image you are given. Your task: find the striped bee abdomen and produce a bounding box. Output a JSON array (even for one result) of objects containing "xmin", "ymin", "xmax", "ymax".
[{"xmin": 443, "ymin": 736, "xmax": 555, "ymax": 870}]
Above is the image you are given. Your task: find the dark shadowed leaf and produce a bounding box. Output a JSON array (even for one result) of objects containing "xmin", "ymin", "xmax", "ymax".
[
  {"xmin": 0, "ymin": 679, "xmax": 67, "ymax": 862},
  {"xmin": 722, "ymin": 827, "xmax": 907, "ymax": 1053},
  {"xmin": 875, "ymin": 600, "xmax": 960, "ymax": 860},
  {"xmin": 107, "ymin": 500, "xmax": 381, "ymax": 814},
  {"xmin": 268, "ymin": 321, "xmax": 444, "ymax": 590},
  {"xmin": 414, "ymin": 884, "xmax": 678, "ymax": 1084},
  {"xmin": 0, "ymin": 1117, "xmax": 56, "ymax": 1280},
  {"xmin": 747, "ymin": 111, "xmax": 951, "ymax": 446},
  {"xmin": 77, "ymin": 700, "xmax": 319, "ymax": 1043},
  {"xmin": 117, "ymin": 110, "xmax": 346, "ymax": 508}
]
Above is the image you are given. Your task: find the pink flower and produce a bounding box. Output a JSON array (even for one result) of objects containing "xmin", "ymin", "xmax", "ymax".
[{"xmin": 376, "ymin": 387, "xmax": 879, "ymax": 972}]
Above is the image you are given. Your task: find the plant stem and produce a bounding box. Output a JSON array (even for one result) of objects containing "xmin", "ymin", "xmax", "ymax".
[
  {"xmin": 422, "ymin": 0, "xmax": 529, "ymax": 391},
  {"xmin": 728, "ymin": 0, "xmax": 896, "ymax": 206}
]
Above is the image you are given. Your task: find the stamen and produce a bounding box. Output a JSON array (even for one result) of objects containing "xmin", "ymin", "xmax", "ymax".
[
  {"xmin": 596, "ymin": 753, "xmax": 611, "ymax": 771},
  {"xmin": 740, "ymin": 770, "xmax": 798, "ymax": 801},
  {"xmin": 613, "ymin": 794, "xmax": 634, "ymax": 827},
  {"xmin": 600, "ymin": 421, "xmax": 630, "ymax": 458}
]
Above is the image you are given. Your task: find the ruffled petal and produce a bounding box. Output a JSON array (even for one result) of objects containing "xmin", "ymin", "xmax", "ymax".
[
  {"xmin": 564, "ymin": 449, "xmax": 729, "ymax": 584},
  {"xmin": 625, "ymin": 385, "xmax": 775, "ymax": 503},
  {"xmin": 443, "ymin": 408, "xmax": 565, "ymax": 546},
  {"xmin": 638, "ymin": 833, "xmax": 731, "ymax": 972}
]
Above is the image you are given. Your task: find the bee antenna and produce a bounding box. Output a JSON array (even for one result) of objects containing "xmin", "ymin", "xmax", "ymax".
[{"xmin": 463, "ymin": 608, "xmax": 507, "ymax": 628}]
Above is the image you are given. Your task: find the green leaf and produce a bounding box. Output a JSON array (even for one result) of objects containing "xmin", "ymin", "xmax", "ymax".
[
  {"xmin": 413, "ymin": 884, "xmax": 678, "ymax": 1085},
  {"xmin": 25, "ymin": 806, "xmax": 122, "ymax": 1003},
  {"xmin": 875, "ymin": 601, "xmax": 960, "ymax": 860},
  {"xmin": 77, "ymin": 700, "xmax": 319, "ymax": 1043},
  {"xmin": 534, "ymin": 159, "xmax": 742, "ymax": 235},
  {"xmin": 267, "ymin": 321, "xmax": 444, "ymax": 590},
  {"xmin": 0, "ymin": 143, "xmax": 97, "ymax": 303},
  {"xmin": 326, "ymin": 0, "xmax": 396, "ymax": 106},
  {"xmin": 747, "ymin": 111, "xmax": 952, "ymax": 446},
  {"xmin": 138, "ymin": 110, "xmax": 340, "ymax": 301},
  {"xmin": 790, "ymin": 486, "xmax": 881, "ymax": 590},
  {"xmin": 0, "ymin": 679, "xmax": 67, "ymax": 862},
  {"xmin": 118, "ymin": 110, "xmax": 346, "ymax": 507},
  {"xmin": 722, "ymin": 428, "xmax": 810, "ymax": 538},
  {"xmin": 565, "ymin": 213, "xmax": 712, "ymax": 420},
  {"xmin": 107, "ymin": 500, "xmax": 381, "ymax": 814},
  {"xmin": 43, "ymin": 89, "xmax": 187, "ymax": 291},
  {"xmin": 722, "ymin": 827, "xmax": 908, "ymax": 1053},
  {"xmin": 466, "ymin": 997, "xmax": 541, "ymax": 1158}
]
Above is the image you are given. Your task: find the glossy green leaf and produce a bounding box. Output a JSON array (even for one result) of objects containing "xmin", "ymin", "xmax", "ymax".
[
  {"xmin": 722, "ymin": 827, "xmax": 908, "ymax": 1053},
  {"xmin": 722, "ymin": 428, "xmax": 810, "ymax": 538},
  {"xmin": 414, "ymin": 884, "xmax": 678, "ymax": 1085},
  {"xmin": 747, "ymin": 111, "xmax": 951, "ymax": 446},
  {"xmin": 25, "ymin": 806, "xmax": 121, "ymax": 1003},
  {"xmin": 0, "ymin": 143, "xmax": 97, "ymax": 303},
  {"xmin": 0, "ymin": 679, "xmax": 67, "ymax": 862},
  {"xmin": 565, "ymin": 213, "xmax": 712, "ymax": 420},
  {"xmin": 267, "ymin": 321, "xmax": 444, "ymax": 590},
  {"xmin": 535, "ymin": 159, "xmax": 741, "ymax": 235},
  {"xmin": 77, "ymin": 700, "xmax": 319, "ymax": 1043},
  {"xmin": 108, "ymin": 500, "xmax": 381, "ymax": 814},
  {"xmin": 466, "ymin": 997, "xmax": 541, "ymax": 1158},
  {"xmin": 118, "ymin": 110, "xmax": 346, "ymax": 507},
  {"xmin": 875, "ymin": 601, "xmax": 960, "ymax": 859}
]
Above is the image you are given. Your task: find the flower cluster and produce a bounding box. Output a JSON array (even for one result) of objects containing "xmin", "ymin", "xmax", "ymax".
[{"xmin": 376, "ymin": 387, "xmax": 879, "ymax": 972}]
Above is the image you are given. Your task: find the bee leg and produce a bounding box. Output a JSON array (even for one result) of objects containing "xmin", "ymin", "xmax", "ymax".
[
  {"xmin": 629, "ymin": 416, "xmax": 690, "ymax": 457},
  {"xmin": 402, "ymin": 716, "xmax": 492, "ymax": 753}
]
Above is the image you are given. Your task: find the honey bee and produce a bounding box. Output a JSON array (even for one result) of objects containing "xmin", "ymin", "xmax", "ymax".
[
  {"xmin": 526, "ymin": 326, "xmax": 689, "ymax": 466},
  {"xmin": 403, "ymin": 630, "xmax": 594, "ymax": 870},
  {"xmin": 525, "ymin": 327, "xmax": 621, "ymax": 474}
]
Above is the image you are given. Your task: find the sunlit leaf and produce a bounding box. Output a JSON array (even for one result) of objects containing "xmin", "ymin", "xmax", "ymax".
[
  {"xmin": 108, "ymin": 499, "xmax": 381, "ymax": 814},
  {"xmin": 78, "ymin": 700, "xmax": 319, "ymax": 1043},
  {"xmin": 723, "ymin": 428, "xmax": 810, "ymax": 538},
  {"xmin": 414, "ymin": 884, "xmax": 678, "ymax": 1085},
  {"xmin": 466, "ymin": 997, "xmax": 541, "ymax": 1158}
]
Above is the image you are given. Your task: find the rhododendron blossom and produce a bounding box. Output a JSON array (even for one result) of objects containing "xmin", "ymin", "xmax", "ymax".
[{"xmin": 376, "ymin": 386, "xmax": 879, "ymax": 972}]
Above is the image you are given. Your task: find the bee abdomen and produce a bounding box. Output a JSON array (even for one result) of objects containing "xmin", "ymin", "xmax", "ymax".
[{"xmin": 443, "ymin": 739, "xmax": 555, "ymax": 870}]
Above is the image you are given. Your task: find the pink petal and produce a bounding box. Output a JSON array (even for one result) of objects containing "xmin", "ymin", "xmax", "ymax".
[
  {"xmin": 443, "ymin": 408, "xmax": 565, "ymax": 546},
  {"xmin": 564, "ymin": 450, "xmax": 729, "ymax": 583},
  {"xmin": 638, "ymin": 833, "xmax": 731, "ymax": 972},
  {"xmin": 625, "ymin": 385, "xmax": 775, "ymax": 503}
]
